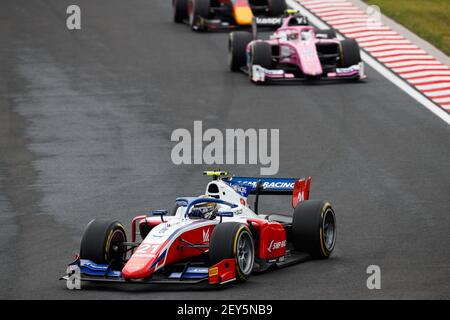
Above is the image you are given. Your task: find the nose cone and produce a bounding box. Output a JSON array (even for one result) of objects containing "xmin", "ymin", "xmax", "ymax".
[
  {"xmin": 233, "ymin": 7, "xmax": 253, "ymax": 25},
  {"xmin": 121, "ymin": 253, "xmax": 157, "ymax": 279},
  {"xmin": 297, "ymin": 42, "xmax": 323, "ymax": 76}
]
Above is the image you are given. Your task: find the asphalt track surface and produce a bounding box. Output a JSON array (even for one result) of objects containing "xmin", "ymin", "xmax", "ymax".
[{"xmin": 0, "ymin": 0, "xmax": 449, "ymax": 299}]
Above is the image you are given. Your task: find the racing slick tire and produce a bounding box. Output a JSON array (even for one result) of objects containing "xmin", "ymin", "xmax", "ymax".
[
  {"xmin": 188, "ymin": 0, "xmax": 210, "ymax": 31},
  {"xmin": 173, "ymin": 0, "xmax": 188, "ymax": 23},
  {"xmin": 250, "ymin": 42, "xmax": 272, "ymax": 69},
  {"xmin": 229, "ymin": 31, "xmax": 253, "ymax": 72},
  {"xmin": 209, "ymin": 222, "xmax": 255, "ymax": 282},
  {"xmin": 315, "ymin": 29, "xmax": 337, "ymax": 39},
  {"xmin": 339, "ymin": 38, "xmax": 361, "ymax": 67},
  {"xmin": 80, "ymin": 219, "xmax": 127, "ymax": 268},
  {"xmin": 291, "ymin": 200, "xmax": 336, "ymax": 259},
  {"xmin": 268, "ymin": 0, "xmax": 287, "ymax": 17}
]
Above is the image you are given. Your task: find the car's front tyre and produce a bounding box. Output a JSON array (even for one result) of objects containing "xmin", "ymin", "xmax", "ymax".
[
  {"xmin": 80, "ymin": 219, "xmax": 127, "ymax": 268},
  {"xmin": 209, "ymin": 222, "xmax": 255, "ymax": 282},
  {"xmin": 229, "ymin": 31, "xmax": 253, "ymax": 72},
  {"xmin": 339, "ymin": 38, "xmax": 362, "ymax": 67}
]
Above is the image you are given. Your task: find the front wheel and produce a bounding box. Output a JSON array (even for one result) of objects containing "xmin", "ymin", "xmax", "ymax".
[
  {"xmin": 248, "ymin": 42, "xmax": 272, "ymax": 82},
  {"xmin": 339, "ymin": 38, "xmax": 361, "ymax": 67},
  {"xmin": 80, "ymin": 219, "xmax": 127, "ymax": 268},
  {"xmin": 209, "ymin": 222, "xmax": 255, "ymax": 282},
  {"xmin": 291, "ymin": 200, "xmax": 336, "ymax": 259},
  {"xmin": 229, "ymin": 31, "xmax": 253, "ymax": 72}
]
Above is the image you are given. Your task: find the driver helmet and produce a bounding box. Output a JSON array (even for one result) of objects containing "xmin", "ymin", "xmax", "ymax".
[{"xmin": 190, "ymin": 198, "xmax": 218, "ymax": 220}]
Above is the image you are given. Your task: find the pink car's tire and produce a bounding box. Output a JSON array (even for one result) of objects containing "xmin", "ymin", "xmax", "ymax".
[
  {"xmin": 229, "ymin": 31, "xmax": 252, "ymax": 72},
  {"xmin": 173, "ymin": 0, "xmax": 188, "ymax": 23},
  {"xmin": 339, "ymin": 38, "xmax": 361, "ymax": 68},
  {"xmin": 268, "ymin": 0, "xmax": 287, "ymax": 17},
  {"xmin": 250, "ymin": 42, "xmax": 272, "ymax": 69}
]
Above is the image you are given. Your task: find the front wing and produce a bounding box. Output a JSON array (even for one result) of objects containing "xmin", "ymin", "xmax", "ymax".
[
  {"xmin": 60, "ymin": 257, "xmax": 236, "ymax": 285},
  {"xmin": 247, "ymin": 62, "xmax": 366, "ymax": 83}
]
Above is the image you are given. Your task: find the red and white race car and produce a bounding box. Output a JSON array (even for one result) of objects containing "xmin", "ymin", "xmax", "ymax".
[{"xmin": 62, "ymin": 171, "xmax": 336, "ymax": 286}]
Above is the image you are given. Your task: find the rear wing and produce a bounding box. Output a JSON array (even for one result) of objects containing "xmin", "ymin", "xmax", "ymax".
[
  {"xmin": 225, "ymin": 176, "xmax": 296, "ymax": 195},
  {"xmin": 252, "ymin": 10, "xmax": 309, "ymax": 39},
  {"xmin": 224, "ymin": 176, "xmax": 311, "ymax": 212}
]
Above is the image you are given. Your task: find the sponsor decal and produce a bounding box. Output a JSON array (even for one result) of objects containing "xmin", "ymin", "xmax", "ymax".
[
  {"xmin": 255, "ymin": 17, "xmax": 282, "ymax": 25},
  {"xmin": 209, "ymin": 267, "xmax": 218, "ymax": 277},
  {"xmin": 233, "ymin": 180, "xmax": 295, "ymax": 189},
  {"xmin": 202, "ymin": 228, "xmax": 210, "ymax": 243},
  {"xmin": 231, "ymin": 184, "xmax": 252, "ymax": 197},
  {"xmin": 267, "ymin": 240, "xmax": 286, "ymax": 253},
  {"xmin": 336, "ymin": 66, "xmax": 359, "ymax": 74}
]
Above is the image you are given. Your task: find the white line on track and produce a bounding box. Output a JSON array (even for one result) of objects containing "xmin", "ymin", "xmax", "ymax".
[{"xmin": 286, "ymin": 0, "xmax": 450, "ymax": 125}]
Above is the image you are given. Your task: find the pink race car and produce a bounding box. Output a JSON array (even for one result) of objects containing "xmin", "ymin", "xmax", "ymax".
[{"xmin": 228, "ymin": 12, "xmax": 366, "ymax": 83}]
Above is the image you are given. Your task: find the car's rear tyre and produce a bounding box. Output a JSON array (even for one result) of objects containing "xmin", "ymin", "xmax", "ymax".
[
  {"xmin": 209, "ymin": 222, "xmax": 255, "ymax": 282},
  {"xmin": 80, "ymin": 219, "xmax": 127, "ymax": 268},
  {"xmin": 268, "ymin": 0, "xmax": 287, "ymax": 16},
  {"xmin": 173, "ymin": 0, "xmax": 188, "ymax": 23},
  {"xmin": 292, "ymin": 201, "xmax": 336, "ymax": 259},
  {"xmin": 315, "ymin": 29, "xmax": 337, "ymax": 39},
  {"xmin": 229, "ymin": 31, "xmax": 253, "ymax": 72},
  {"xmin": 188, "ymin": 0, "xmax": 210, "ymax": 31},
  {"xmin": 339, "ymin": 38, "xmax": 361, "ymax": 67}
]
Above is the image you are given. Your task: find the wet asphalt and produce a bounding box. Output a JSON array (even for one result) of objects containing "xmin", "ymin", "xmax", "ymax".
[{"xmin": 0, "ymin": 0, "xmax": 449, "ymax": 299}]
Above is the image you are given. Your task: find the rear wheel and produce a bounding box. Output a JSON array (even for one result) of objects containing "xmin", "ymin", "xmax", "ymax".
[
  {"xmin": 209, "ymin": 222, "xmax": 255, "ymax": 282},
  {"xmin": 339, "ymin": 38, "xmax": 361, "ymax": 67},
  {"xmin": 268, "ymin": 0, "xmax": 287, "ymax": 16},
  {"xmin": 80, "ymin": 219, "xmax": 127, "ymax": 268},
  {"xmin": 173, "ymin": 0, "xmax": 188, "ymax": 23},
  {"xmin": 229, "ymin": 31, "xmax": 253, "ymax": 72},
  {"xmin": 188, "ymin": 0, "xmax": 210, "ymax": 31},
  {"xmin": 291, "ymin": 201, "xmax": 336, "ymax": 259}
]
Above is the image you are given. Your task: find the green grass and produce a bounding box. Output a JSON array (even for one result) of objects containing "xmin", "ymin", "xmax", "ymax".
[{"xmin": 365, "ymin": 0, "xmax": 450, "ymax": 56}]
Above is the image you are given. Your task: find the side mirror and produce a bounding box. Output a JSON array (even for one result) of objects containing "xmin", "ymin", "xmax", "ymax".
[
  {"xmin": 150, "ymin": 210, "xmax": 168, "ymax": 222},
  {"xmin": 217, "ymin": 211, "xmax": 233, "ymax": 223}
]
